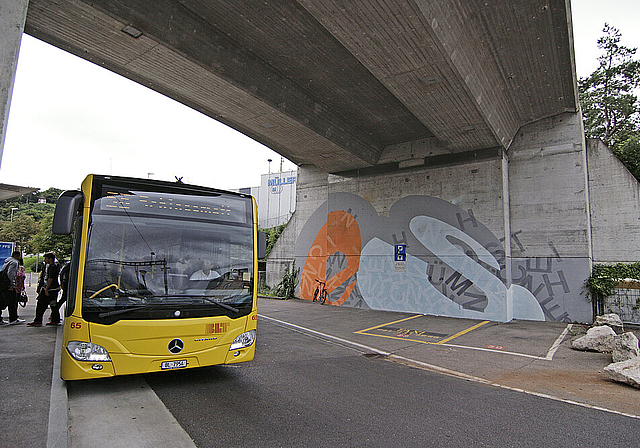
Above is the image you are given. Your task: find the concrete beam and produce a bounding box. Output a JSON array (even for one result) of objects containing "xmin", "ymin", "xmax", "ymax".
[
  {"xmin": 0, "ymin": 0, "xmax": 29, "ymax": 167},
  {"xmin": 25, "ymin": 0, "xmax": 386, "ymax": 171},
  {"xmin": 300, "ymin": 0, "xmax": 577, "ymax": 153},
  {"xmin": 17, "ymin": 0, "xmax": 578, "ymax": 174}
]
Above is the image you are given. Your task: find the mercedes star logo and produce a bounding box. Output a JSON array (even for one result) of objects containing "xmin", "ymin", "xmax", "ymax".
[{"xmin": 168, "ymin": 338, "xmax": 184, "ymax": 354}]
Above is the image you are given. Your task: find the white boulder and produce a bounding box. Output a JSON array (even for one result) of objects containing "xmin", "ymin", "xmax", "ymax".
[
  {"xmin": 612, "ymin": 332, "xmax": 640, "ymax": 362},
  {"xmin": 604, "ymin": 358, "xmax": 640, "ymax": 389},
  {"xmin": 571, "ymin": 325, "xmax": 616, "ymax": 352},
  {"xmin": 594, "ymin": 313, "xmax": 623, "ymax": 332}
]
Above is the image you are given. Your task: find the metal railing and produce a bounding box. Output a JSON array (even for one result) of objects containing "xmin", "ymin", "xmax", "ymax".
[{"xmin": 604, "ymin": 282, "xmax": 640, "ymax": 324}]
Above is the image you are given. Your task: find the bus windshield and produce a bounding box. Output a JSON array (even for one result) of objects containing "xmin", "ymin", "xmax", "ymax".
[{"xmin": 81, "ymin": 186, "xmax": 254, "ymax": 324}]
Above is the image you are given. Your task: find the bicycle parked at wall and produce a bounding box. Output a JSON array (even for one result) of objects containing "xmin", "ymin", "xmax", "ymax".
[{"xmin": 313, "ymin": 279, "xmax": 328, "ymax": 304}]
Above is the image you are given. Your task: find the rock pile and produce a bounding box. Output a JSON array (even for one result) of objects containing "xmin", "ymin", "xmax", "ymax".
[{"xmin": 571, "ymin": 313, "xmax": 640, "ymax": 389}]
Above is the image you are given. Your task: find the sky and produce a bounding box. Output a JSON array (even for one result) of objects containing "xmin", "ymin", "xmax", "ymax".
[{"xmin": 0, "ymin": 1, "xmax": 639, "ymax": 192}]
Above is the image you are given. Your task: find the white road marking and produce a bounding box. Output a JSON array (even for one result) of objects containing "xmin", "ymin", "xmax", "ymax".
[
  {"xmin": 259, "ymin": 315, "xmax": 640, "ymax": 420},
  {"xmin": 545, "ymin": 324, "xmax": 573, "ymax": 360}
]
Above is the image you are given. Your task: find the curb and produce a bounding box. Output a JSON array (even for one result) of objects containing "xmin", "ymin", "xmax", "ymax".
[{"xmin": 47, "ymin": 325, "xmax": 69, "ymax": 448}]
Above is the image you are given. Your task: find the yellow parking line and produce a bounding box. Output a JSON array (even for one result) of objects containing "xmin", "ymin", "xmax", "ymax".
[
  {"xmin": 434, "ymin": 320, "xmax": 490, "ymax": 345},
  {"xmin": 353, "ymin": 332, "xmax": 434, "ymax": 345},
  {"xmin": 353, "ymin": 315, "xmax": 422, "ymax": 334}
]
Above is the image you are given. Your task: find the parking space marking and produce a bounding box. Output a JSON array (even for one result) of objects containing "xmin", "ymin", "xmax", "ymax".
[
  {"xmin": 353, "ymin": 315, "xmax": 422, "ymax": 335},
  {"xmin": 434, "ymin": 320, "xmax": 490, "ymax": 345},
  {"xmin": 544, "ymin": 324, "xmax": 573, "ymax": 360},
  {"xmin": 262, "ymin": 314, "xmax": 573, "ymax": 362},
  {"xmin": 354, "ymin": 316, "xmax": 491, "ymax": 346},
  {"xmin": 438, "ymin": 342, "xmax": 547, "ymax": 360}
]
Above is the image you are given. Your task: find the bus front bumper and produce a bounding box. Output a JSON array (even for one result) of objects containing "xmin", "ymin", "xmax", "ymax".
[{"xmin": 60, "ymin": 342, "xmax": 255, "ymax": 380}]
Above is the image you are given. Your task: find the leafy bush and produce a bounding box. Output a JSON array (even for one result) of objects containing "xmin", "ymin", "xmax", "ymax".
[
  {"xmin": 23, "ymin": 256, "xmax": 40, "ymax": 273},
  {"xmin": 271, "ymin": 261, "xmax": 299, "ymax": 299},
  {"xmin": 585, "ymin": 262, "xmax": 640, "ymax": 306},
  {"xmin": 259, "ymin": 223, "xmax": 287, "ymax": 259},
  {"xmin": 258, "ymin": 280, "xmax": 274, "ymax": 296}
]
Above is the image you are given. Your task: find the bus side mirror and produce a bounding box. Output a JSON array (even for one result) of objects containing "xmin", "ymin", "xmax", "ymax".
[
  {"xmin": 53, "ymin": 190, "xmax": 84, "ymax": 235},
  {"xmin": 257, "ymin": 231, "xmax": 267, "ymax": 259}
]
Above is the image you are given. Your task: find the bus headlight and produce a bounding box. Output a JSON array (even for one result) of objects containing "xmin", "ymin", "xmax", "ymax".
[
  {"xmin": 67, "ymin": 341, "xmax": 112, "ymax": 362},
  {"xmin": 229, "ymin": 330, "xmax": 256, "ymax": 350}
]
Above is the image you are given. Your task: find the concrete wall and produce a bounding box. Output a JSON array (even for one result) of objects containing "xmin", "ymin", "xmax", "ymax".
[
  {"xmin": 507, "ymin": 113, "xmax": 592, "ymax": 322},
  {"xmin": 266, "ymin": 165, "xmax": 326, "ymax": 287},
  {"xmin": 267, "ymin": 112, "xmax": 594, "ymax": 323},
  {"xmin": 587, "ymin": 138, "xmax": 640, "ymax": 263}
]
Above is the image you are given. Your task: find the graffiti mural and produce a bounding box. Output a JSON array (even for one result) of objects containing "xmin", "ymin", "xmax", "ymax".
[{"xmin": 295, "ymin": 193, "xmax": 591, "ymax": 323}]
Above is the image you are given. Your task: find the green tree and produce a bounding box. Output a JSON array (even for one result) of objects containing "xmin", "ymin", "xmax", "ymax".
[
  {"xmin": 0, "ymin": 188, "xmax": 60, "ymax": 221},
  {"xmin": 613, "ymin": 134, "xmax": 640, "ymax": 180},
  {"xmin": 37, "ymin": 188, "xmax": 63, "ymax": 204},
  {"xmin": 260, "ymin": 223, "xmax": 287, "ymax": 259},
  {"xmin": 0, "ymin": 214, "xmax": 39, "ymax": 253},
  {"xmin": 31, "ymin": 214, "xmax": 73, "ymax": 258},
  {"xmin": 579, "ymin": 24, "xmax": 640, "ymax": 150}
]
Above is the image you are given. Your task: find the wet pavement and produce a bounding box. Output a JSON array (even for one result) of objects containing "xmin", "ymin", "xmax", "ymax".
[
  {"xmin": 258, "ymin": 297, "xmax": 640, "ymax": 418},
  {"xmin": 2, "ymin": 293, "xmax": 639, "ymax": 447}
]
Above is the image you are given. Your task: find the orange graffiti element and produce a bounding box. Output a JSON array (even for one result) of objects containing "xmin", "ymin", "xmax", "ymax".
[{"xmin": 300, "ymin": 210, "xmax": 361, "ymax": 306}]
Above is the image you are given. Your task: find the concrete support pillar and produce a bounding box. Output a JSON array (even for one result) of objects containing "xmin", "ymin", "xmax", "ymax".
[
  {"xmin": 266, "ymin": 164, "xmax": 328, "ymax": 287},
  {"xmin": 0, "ymin": 0, "xmax": 29, "ymax": 168},
  {"xmin": 501, "ymin": 149, "xmax": 513, "ymax": 321},
  {"xmin": 507, "ymin": 112, "xmax": 592, "ymax": 322}
]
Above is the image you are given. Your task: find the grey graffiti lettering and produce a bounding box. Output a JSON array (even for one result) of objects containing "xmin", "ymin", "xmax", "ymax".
[
  {"xmin": 444, "ymin": 271, "xmax": 474, "ymax": 296},
  {"xmin": 500, "ymin": 230, "xmax": 525, "ymax": 252},
  {"xmin": 456, "ymin": 209, "xmax": 478, "ymax": 231},
  {"xmin": 525, "ymin": 257, "xmax": 554, "ymax": 273},
  {"xmin": 392, "ymin": 231, "xmax": 407, "ymax": 245},
  {"xmin": 543, "ymin": 270, "xmax": 570, "ymax": 296}
]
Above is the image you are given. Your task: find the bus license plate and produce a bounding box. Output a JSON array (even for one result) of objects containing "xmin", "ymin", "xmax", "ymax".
[{"xmin": 161, "ymin": 360, "xmax": 187, "ymax": 370}]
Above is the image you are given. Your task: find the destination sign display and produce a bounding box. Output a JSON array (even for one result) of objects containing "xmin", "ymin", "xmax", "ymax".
[{"xmin": 96, "ymin": 187, "xmax": 250, "ymax": 224}]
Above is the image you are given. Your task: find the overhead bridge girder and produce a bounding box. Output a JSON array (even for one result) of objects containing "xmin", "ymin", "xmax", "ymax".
[{"xmin": 23, "ymin": 0, "xmax": 577, "ymax": 172}]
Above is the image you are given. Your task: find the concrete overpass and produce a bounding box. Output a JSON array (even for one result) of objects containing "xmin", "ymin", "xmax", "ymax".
[
  {"xmin": 2, "ymin": 1, "xmax": 638, "ymax": 323},
  {"xmin": 4, "ymin": 0, "xmax": 577, "ymax": 173}
]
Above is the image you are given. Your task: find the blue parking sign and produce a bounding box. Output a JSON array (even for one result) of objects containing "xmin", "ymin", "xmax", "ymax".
[
  {"xmin": 394, "ymin": 244, "xmax": 406, "ymax": 262},
  {"xmin": 0, "ymin": 242, "xmax": 14, "ymax": 260}
]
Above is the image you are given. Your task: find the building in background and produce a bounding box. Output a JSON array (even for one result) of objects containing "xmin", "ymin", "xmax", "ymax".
[{"xmin": 240, "ymin": 169, "xmax": 297, "ymax": 229}]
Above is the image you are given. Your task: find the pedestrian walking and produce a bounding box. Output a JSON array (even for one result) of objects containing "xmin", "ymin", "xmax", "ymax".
[
  {"xmin": 27, "ymin": 252, "xmax": 60, "ymax": 327},
  {"xmin": 15, "ymin": 257, "xmax": 27, "ymax": 312},
  {"xmin": 49, "ymin": 260, "xmax": 70, "ymax": 325},
  {"xmin": 0, "ymin": 250, "xmax": 25, "ymax": 325}
]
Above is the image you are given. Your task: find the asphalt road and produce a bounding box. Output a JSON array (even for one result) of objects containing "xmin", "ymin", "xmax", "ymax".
[
  {"xmin": 143, "ymin": 316, "xmax": 639, "ymax": 447},
  {"xmin": 0, "ymin": 285, "xmax": 57, "ymax": 448}
]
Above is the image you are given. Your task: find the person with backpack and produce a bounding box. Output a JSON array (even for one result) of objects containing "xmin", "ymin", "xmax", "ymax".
[
  {"xmin": 0, "ymin": 250, "xmax": 25, "ymax": 325},
  {"xmin": 27, "ymin": 252, "xmax": 60, "ymax": 327}
]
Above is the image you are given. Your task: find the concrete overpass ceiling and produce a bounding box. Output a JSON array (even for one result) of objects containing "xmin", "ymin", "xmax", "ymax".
[
  {"xmin": 179, "ymin": 0, "xmax": 434, "ymax": 146},
  {"xmin": 22, "ymin": 0, "xmax": 577, "ymax": 174}
]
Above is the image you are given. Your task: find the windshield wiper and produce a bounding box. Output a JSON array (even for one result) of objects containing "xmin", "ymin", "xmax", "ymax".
[
  {"xmin": 199, "ymin": 297, "xmax": 239, "ymax": 313},
  {"xmin": 153, "ymin": 295, "xmax": 239, "ymax": 313},
  {"xmin": 98, "ymin": 306, "xmax": 148, "ymax": 318}
]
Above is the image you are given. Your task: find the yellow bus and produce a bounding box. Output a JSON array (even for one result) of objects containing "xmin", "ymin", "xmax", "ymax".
[{"xmin": 53, "ymin": 175, "xmax": 265, "ymax": 380}]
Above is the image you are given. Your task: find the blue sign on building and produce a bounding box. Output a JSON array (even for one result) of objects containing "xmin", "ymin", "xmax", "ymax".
[
  {"xmin": 0, "ymin": 242, "xmax": 14, "ymax": 261},
  {"xmin": 394, "ymin": 244, "xmax": 406, "ymax": 262}
]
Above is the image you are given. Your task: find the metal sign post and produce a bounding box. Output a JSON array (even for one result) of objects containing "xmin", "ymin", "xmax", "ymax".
[{"xmin": 394, "ymin": 244, "xmax": 406, "ymax": 272}]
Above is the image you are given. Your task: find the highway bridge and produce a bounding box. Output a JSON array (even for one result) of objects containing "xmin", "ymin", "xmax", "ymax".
[{"xmin": 1, "ymin": 0, "xmax": 638, "ymax": 323}]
